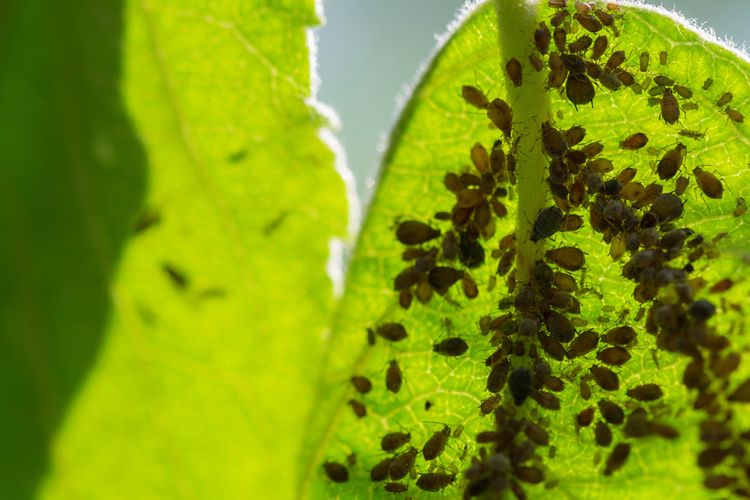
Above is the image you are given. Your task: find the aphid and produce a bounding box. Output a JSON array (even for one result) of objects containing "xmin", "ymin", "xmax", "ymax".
[
  {"xmin": 382, "ymin": 432, "xmax": 411, "ymax": 452},
  {"xmin": 423, "ymin": 425, "xmax": 451, "ymax": 460},
  {"xmin": 575, "ymin": 12, "xmax": 603, "ymax": 32},
  {"xmin": 388, "ymin": 447, "xmax": 418, "ymax": 480},
  {"xmin": 660, "ymin": 88, "xmax": 680, "ymax": 124},
  {"xmin": 626, "ymin": 384, "xmax": 663, "ymax": 401},
  {"xmin": 604, "ymin": 443, "xmax": 630, "ymax": 475},
  {"xmin": 653, "ymin": 75, "xmax": 674, "ymax": 87},
  {"xmin": 602, "ymin": 326, "xmax": 636, "ymax": 346},
  {"xmin": 541, "ymin": 122, "xmax": 569, "ymax": 159},
  {"xmin": 162, "ymin": 263, "xmax": 189, "ymax": 290},
  {"xmin": 733, "ymin": 197, "xmax": 747, "ymax": 217},
  {"xmin": 703, "ymin": 475, "xmax": 736, "ymax": 490},
  {"xmin": 396, "ymin": 220, "xmax": 440, "ymax": 245},
  {"xmin": 487, "ymin": 359, "xmax": 511, "ymax": 393},
  {"xmin": 509, "ymin": 367, "xmax": 533, "ymax": 405},
  {"xmin": 376, "ymin": 323, "xmax": 408, "ymax": 342},
  {"xmin": 462, "ymin": 85, "xmax": 489, "ymax": 110},
  {"xmin": 638, "ymin": 51, "xmax": 650, "ymax": 72},
  {"xmin": 371, "ymin": 457, "xmax": 392, "ymax": 482},
  {"xmin": 698, "ymin": 447, "xmax": 730, "ymax": 468},
  {"xmin": 428, "ymin": 266, "xmax": 464, "ymax": 290},
  {"xmin": 133, "ymin": 209, "xmax": 162, "ymax": 234},
  {"xmin": 531, "ymin": 206, "xmax": 564, "ymax": 242},
  {"xmin": 659, "ymin": 50, "xmax": 667, "ymax": 65},
  {"xmin": 553, "ymin": 26, "xmax": 567, "ymax": 52},
  {"xmin": 620, "ymin": 132, "xmax": 649, "ymax": 150},
  {"xmin": 480, "ymin": 394, "xmax": 501, "ymax": 414},
  {"xmin": 566, "ymin": 74, "xmax": 596, "ymax": 106},
  {"xmin": 567, "ymin": 329, "xmax": 599, "ymax": 359},
  {"xmin": 703, "ymin": 78, "xmax": 714, "ymax": 90},
  {"xmin": 546, "ymin": 246, "xmax": 585, "ymax": 271},
  {"xmin": 544, "ymin": 375, "xmax": 565, "ymax": 392},
  {"xmin": 538, "ymin": 332, "xmax": 566, "ymax": 361},
  {"xmin": 367, "ymin": 328, "xmax": 376, "ymax": 346},
  {"xmin": 700, "ymin": 420, "xmax": 732, "ymax": 443},
  {"xmin": 348, "ymin": 399, "xmax": 366, "ymax": 418},
  {"xmin": 717, "ymin": 91, "xmax": 733, "ymax": 107},
  {"xmin": 569, "ymin": 35, "xmax": 593, "ymax": 53},
  {"xmin": 545, "ymin": 310, "xmax": 576, "ymax": 343},
  {"xmin": 712, "ymin": 352, "xmax": 740, "ymax": 379},
  {"xmin": 561, "ymin": 214, "xmax": 584, "ymax": 232},
  {"xmin": 433, "ymin": 337, "xmax": 469, "ymax": 357},
  {"xmin": 598, "ymin": 399, "xmax": 625, "ymax": 424},
  {"xmin": 416, "ymin": 473, "xmax": 455, "ymax": 492},
  {"xmin": 728, "ymin": 380, "xmax": 750, "ymax": 402},
  {"xmin": 531, "ymin": 390, "xmax": 561, "ymax": 410},
  {"xmin": 595, "ymin": 421, "xmax": 613, "ymax": 447},
  {"xmin": 462, "ymin": 275, "xmax": 479, "ymax": 299},
  {"xmin": 534, "ymin": 22, "xmax": 551, "ymax": 54},
  {"xmin": 529, "ymin": 53, "xmax": 544, "ymax": 72},
  {"xmin": 649, "ymin": 193, "xmax": 684, "ymax": 222},
  {"xmin": 726, "ymin": 107, "xmax": 744, "ymax": 123},
  {"xmin": 595, "ymin": 8, "xmax": 615, "ymax": 27},
  {"xmin": 386, "ymin": 360, "xmax": 402, "ymax": 393},
  {"xmin": 487, "ymin": 98, "xmax": 513, "ymax": 138},
  {"xmin": 323, "ymin": 461, "xmax": 349, "ymax": 483},
  {"xmin": 597, "ymin": 346, "xmax": 631, "ymax": 366},
  {"xmin": 693, "ymin": 167, "xmax": 724, "ymax": 199},
  {"xmin": 351, "ymin": 375, "xmax": 372, "ymax": 394},
  {"xmin": 624, "ymin": 408, "xmax": 651, "ymax": 438},
  {"xmin": 591, "ymin": 35, "xmax": 608, "ymax": 60},
  {"xmin": 674, "ymin": 84, "xmax": 693, "ymax": 99},
  {"xmin": 506, "ymin": 58, "xmax": 523, "ymax": 87},
  {"xmin": 384, "ymin": 482, "xmax": 408, "ymax": 493},
  {"xmin": 565, "ymin": 125, "xmax": 587, "ymax": 146},
  {"xmin": 581, "ymin": 141, "xmax": 604, "ymax": 158},
  {"xmin": 580, "ymin": 378, "xmax": 592, "ymax": 400},
  {"xmin": 590, "ymin": 365, "xmax": 619, "ymax": 391},
  {"xmin": 525, "ymin": 421, "xmax": 550, "ymax": 446},
  {"xmin": 515, "ymin": 466, "xmax": 545, "ymax": 485},
  {"xmin": 709, "ymin": 278, "xmax": 733, "ymax": 294},
  {"xmin": 577, "ymin": 407, "xmax": 595, "ymax": 427}
]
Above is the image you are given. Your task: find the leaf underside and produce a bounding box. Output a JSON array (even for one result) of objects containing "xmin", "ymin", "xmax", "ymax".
[
  {"xmin": 0, "ymin": 0, "xmax": 348, "ymax": 499},
  {"xmin": 304, "ymin": 1, "xmax": 750, "ymax": 499}
]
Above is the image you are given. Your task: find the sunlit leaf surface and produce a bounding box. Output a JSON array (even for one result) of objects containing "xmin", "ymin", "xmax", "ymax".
[{"xmin": 304, "ymin": 1, "xmax": 750, "ymax": 498}]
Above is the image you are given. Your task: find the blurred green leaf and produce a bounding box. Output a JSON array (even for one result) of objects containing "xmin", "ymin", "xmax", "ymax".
[
  {"xmin": 304, "ymin": 1, "xmax": 750, "ymax": 498},
  {"xmin": 0, "ymin": 0, "xmax": 349, "ymax": 498}
]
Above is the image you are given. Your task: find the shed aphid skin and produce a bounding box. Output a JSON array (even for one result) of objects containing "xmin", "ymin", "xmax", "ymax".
[
  {"xmin": 386, "ymin": 360, "xmax": 403, "ymax": 394},
  {"xmin": 461, "ymin": 85, "xmax": 489, "ymax": 109}
]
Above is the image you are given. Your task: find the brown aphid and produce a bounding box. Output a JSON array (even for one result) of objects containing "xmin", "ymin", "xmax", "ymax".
[
  {"xmin": 709, "ymin": 278, "xmax": 733, "ymax": 293},
  {"xmin": 515, "ymin": 466, "xmax": 544, "ymax": 485},
  {"xmin": 712, "ymin": 352, "xmax": 740, "ymax": 379},
  {"xmin": 602, "ymin": 326, "xmax": 636, "ymax": 346},
  {"xmin": 348, "ymin": 399, "xmax": 366, "ymax": 418},
  {"xmin": 384, "ymin": 482, "xmax": 408, "ymax": 494},
  {"xmin": 568, "ymin": 329, "xmax": 599, "ymax": 358},
  {"xmin": 382, "ymin": 432, "xmax": 411, "ymax": 452},
  {"xmin": 565, "ymin": 125, "xmax": 587, "ymax": 146},
  {"xmin": 717, "ymin": 91, "xmax": 733, "ymax": 107},
  {"xmin": 728, "ymin": 380, "xmax": 750, "ymax": 402},
  {"xmin": 323, "ymin": 461, "xmax": 349, "ymax": 483},
  {"xmin": 604, "ymin": 50, "xmax": 625, "ymax": 70},
  {"xmin": 416, "ymin": 473, "xmax": 455, "ymax": 492},
  {"xmin": 487, "ymin": 359, "xmax": 511, "ymax": 392},
  {"xmin": 627, "ymin": 384, "xmax": 663, "ymax": 402},
  {"xmin": 590, "ymin": 365, "xmax": 619, "ymax": 391},
  {"xmin": 531, "ymin": 206, "xmax": 564, "ymax": 242},
  {"xmin": 595, "ymin": 421, "xmax": 613, "ymax": 447},
  {"xmin": 428, "ymin": 266, "xmax": 464, "ymax": 290},
  {"xmin": 505, "ymin": 58, "xmax": 523, "ymax": 87},
  {"xmin": 575, "ymin": 12, "xmax": 603, "ymax": 32},
  {"xmin": 386, "ymin": 360, "xmax": 403, "ymax": 393},
  {"xmin": 525, "ymin": 422, "xmax": 550, "ymax": 446},
  {"xmin": 598, "ymin": 400, "xmax": 625, "ymax": 424},
  {"xmin": 700, "ymin": 421, "xmax": 732, "ymax": 444},
  {"xmin": 659, "ymin": 50, "xmax": 667, "ymax": 65},
  {"xmin": 546, "ymin": 246, "xmax": 585, "ymax": 271},
  {"xmin": 561, "ymin": 214, "xmax": 584, "ymax": 231},
  {"xmin": 624, "ymin": 408, "xmax": 651, "ymax": 438},
  {"xmin": 693, "ymin": 167, "xmax": 724, "ymax": 199},
  {"xmin": 376, "ymin": 323, "xmax": 408, "ymax": 342},
  {"xmin": 569, "ymin": 35, "xmax": 593, "ymax": 53},
  {"xmin": 462, "ymin": 85, "xmax": 489, "ymax": 109},
  {"xmin": 534, "ymin": 22, "xmax": 551, "ymax": 54},
  {"xmin": 480, "ymin": 395, "xmax": 501, "ymax": 415},
  {"xmin": 698, "ymin": 447, "xmax": 730, "ymax": 468},
  {"xmin": 531, "ymin": 390, "xmax": 561, "ymax": 410},
  {"xmin": 566, "ymin": 74, "xmax": 596, "ymax": 106},
  {"xmin": 548, "ymin": 63, "xmax": 568, "ymax": 89},
  {"xmin": 433, "ymin": 337, "xmax": 469, "ymax": 357},
  {"xmin": 577, "ymin": 407, "xmax": 595, "ymax": 427},
  {"xmin": 650, "ymin": 193, "xmax": 683, "ymax": 222},
  {"xmin": 580, "ymin": 378, "xmax": 592, "ymax": 400},
  {"xmin": 371, "ymin": 457, "xmax": 393, "ymax": 482},
  {"xmin": 544, "ymin": 375, "xmax": 565, "ymax": 392},
  {"xmin": 389, "ymin": 447, "xmax": 418, "ymax": 480},
  {"xmin": 604, "ymin": 443, "xmax": 630, "ymax": 475},
  {"xmin": 539, "ymin": 332, "xmax": 566, "ymax": 361},
  {"xmin": 423, "ymin": 425, "xmax": 451, "ymax": 460},
  {"xmin": 592, "ymin": 35, "xmax": 608, "ymax": 60},
  {"xmin": 653, "ymin": 75, "xmax": 674, "ymax": 87},
  {"xmin": 704, "ymin": 475, "xmax": 736, "ymax": 490},
  {"xmin": 726, "ymin": 107, "xmax": 744, "ymax": 123},
  {"xmin": 682, "ymin": 102, "xmax": 699, "ymax": 111},
  {"xmin": 703, "ymin": 78, "xmax": 714, "ymax": 90},
  {"xmin": 396, "ymin": 221, "xmax": 440, "ymax": 245},
  {"xmin": 444, "ymin": 172, "xmax": 462, "ymax": 193},
  {"xmin": 462, "ymin": 276, "xmax": 479, "ymax": 299},
  {"xmin": 675, "ymin": 176, "xmax": 689, "ymax": 196},
  {"xmin": 351, "ymin": 375, "xmax": 372, "ymax": 394},
  {"xmin": 487, "ymin": 98, "xmax": 513, "ymax": 138},
  {"xmin": 660, "ymin": 88, "xmax": 680, "ymax": 124},
  {"xmin": 633, "ymin": 182, "xmax": 663, "ymax": 209},
  {"xmin": 553, "ymin": 26, "xmax": 567, "ymax": 52},
  {"xmin": 529, "ymin": 53, "xmax": 544, "ymax": 72},
  {"xmin": 734, "ymin": 197, "xmax": 747, "ymax": 217},
  {"xmin": 541, "ymin": 122, "xmax": 569, "ymax": 159},
  {"xmin": 597, "ymin": 346, "xmax": 631, "ymax": 366},
  {"xmin": 639, "ymin": 51, "xmax": 650, "ymax": 72},
  {"xmin": 470, "ymin": 143, "xmax": 489, "ymax": 173},
  {"xmin": 674, "ymin": 84, "xmax": 693, "ymax": 99},
  {"xmin": 620, "ymin": 132, "xmax": 649, "ymax": 150},
  {"xmin": 581, "ymin": 141, "xmax": 604, "ymax": 158},
  {"xmin": 545, "ymin": 310, "xmax": 576, "ymax": 343}
]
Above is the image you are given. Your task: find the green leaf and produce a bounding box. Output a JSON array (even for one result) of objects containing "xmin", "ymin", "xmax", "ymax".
[
  {"xmin": 0, "ymin": 0, "xmax": 349, "ymax": 498},
  {"xmin": 304, "ymin": 1, "xmax": 750, "ymax": 498}
]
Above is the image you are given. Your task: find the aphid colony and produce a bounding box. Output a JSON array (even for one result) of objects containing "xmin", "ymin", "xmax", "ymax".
[{"xmin": 322, "ymin": 0, "xmax": 749, "ymax": 496}]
